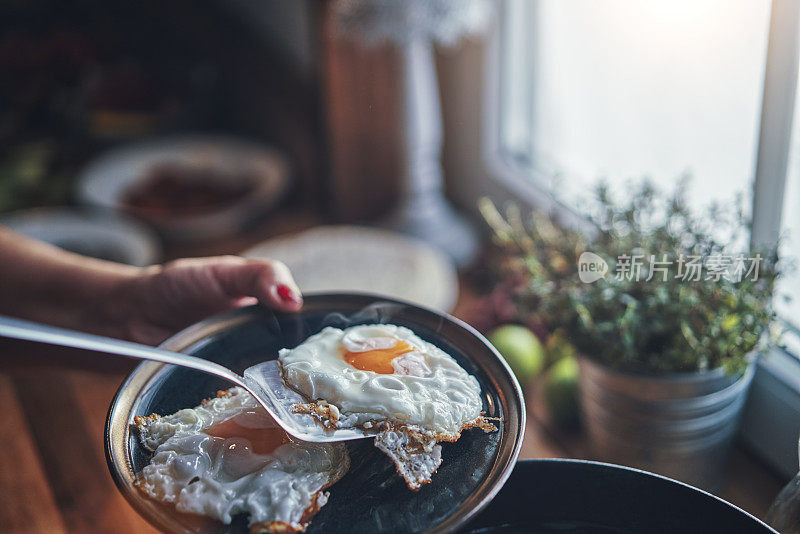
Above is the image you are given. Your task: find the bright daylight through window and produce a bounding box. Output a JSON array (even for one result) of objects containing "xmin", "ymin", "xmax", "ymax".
[{"xmin": 500, "ymin": 0, "xmax": 770, "ymax": 209}]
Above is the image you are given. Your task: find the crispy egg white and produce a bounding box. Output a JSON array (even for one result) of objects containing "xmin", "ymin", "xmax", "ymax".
[
  {"xmin": 278, "ymin": 324, "xmax": 495, "ymax": 489},
  {"xmin": 135, "ymin": 387, "xmax": 349, "ymax": 533}
]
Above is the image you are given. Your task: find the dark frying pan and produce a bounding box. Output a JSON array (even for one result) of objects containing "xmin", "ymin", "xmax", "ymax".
[{"xmin": 462, "ymin": 459, "xmax": 777, "ymax": 533}]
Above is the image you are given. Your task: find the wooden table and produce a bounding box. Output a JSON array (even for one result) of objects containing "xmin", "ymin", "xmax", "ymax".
[{"xmin": 0, "ymin": 210, "xmax": 786, "ymax": 533}]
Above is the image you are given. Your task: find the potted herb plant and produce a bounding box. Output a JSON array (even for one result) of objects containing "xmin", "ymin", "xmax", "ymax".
[{"xmin": 479, "ymin": 180, "xmax": 783, "ymax": 490}]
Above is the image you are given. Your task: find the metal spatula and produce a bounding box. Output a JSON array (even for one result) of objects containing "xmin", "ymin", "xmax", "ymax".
[{"xmin": 0, "ymin": 314, "xmax": 374, "ymax": 443}]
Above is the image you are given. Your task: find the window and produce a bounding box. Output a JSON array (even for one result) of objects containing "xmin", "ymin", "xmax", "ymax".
[
  {"xmin": 498, "ymin": 0, "xmax": 771, "ymax": 210},
  {"xmin": 779, "ymin": 87, "xmax": 800, "ymax": 351},
  {"xmin": 489, "ymin": 0, "xmax": 800, "ymax": 477}
]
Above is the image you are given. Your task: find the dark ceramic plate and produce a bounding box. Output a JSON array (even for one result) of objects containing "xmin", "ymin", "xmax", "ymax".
[
  {"xmin": 105, "ymin": 294, "xmax": 525, "ymax": 534},
  {"xmin": 464, "ymin": 459, "xmax": 778, "ymax": 533}
]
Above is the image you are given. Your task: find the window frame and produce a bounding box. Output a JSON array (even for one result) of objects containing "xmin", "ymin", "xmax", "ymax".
[
  {"xmin": 741, "ymin": 0, "xmax": 800, "ymax": 479},
  {"xmin": 479, "ymin": 0, "xmax": 800, "ymax": 478}
]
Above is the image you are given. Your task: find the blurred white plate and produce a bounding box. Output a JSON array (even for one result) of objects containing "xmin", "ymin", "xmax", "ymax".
[
  {"xmin": 76, "ymin": 135, "xmax": 290, "ymax": 242},
  {"xmin": 1, "ymin": 207, "xmax": 161, "ymax": 266},
  {"xmin": 242, "ymin": 225, "xmax": 459, "ymax": 312}
]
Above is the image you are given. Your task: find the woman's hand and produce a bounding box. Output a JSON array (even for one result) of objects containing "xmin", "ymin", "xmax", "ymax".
[
  {"xmin": 107, "ymin": 256, "xmax": 302, "ymax": 345},
  {"xmin": 0, "ymin": 225, "xmax": 302, "ymax": 346}
]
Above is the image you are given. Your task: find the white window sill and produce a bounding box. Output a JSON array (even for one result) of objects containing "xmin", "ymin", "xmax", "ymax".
[{"xmin": 741, "ymin": 348, "xmax": 800, "ymax": 479}]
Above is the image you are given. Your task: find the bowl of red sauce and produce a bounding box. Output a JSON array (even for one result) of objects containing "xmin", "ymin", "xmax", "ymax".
[{"xmin": 77, "ymin": 135, "xmax": 289, "ymax": 241}]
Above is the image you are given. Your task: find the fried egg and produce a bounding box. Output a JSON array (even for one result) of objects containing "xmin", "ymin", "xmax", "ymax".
[
  {"xmin": 135, "ymin": 387, "xmax": 349, "ymax": 533},
  {"xmin": 278, "ymin": 324, "xmax": 497, "ymax": 490}
]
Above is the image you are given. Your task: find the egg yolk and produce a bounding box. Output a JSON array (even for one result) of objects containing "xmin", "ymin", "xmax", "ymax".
[
  {"xmin": 206, "ymin": 417, "xmax": 290, "ymax": 455},
  {"xmin": 342, "ymin": 340, "xmax": 413, "ymax": 374}
]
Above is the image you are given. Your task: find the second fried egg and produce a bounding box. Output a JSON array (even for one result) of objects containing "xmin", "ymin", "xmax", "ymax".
[{"xmin": 135, "ymin": 387, "xmax": 349, "ymax": 532}]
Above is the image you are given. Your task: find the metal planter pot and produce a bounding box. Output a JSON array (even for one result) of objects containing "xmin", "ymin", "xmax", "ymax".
[{"xmin": 578, "ymin": 356, "xmax": 756, "ymax": 491}]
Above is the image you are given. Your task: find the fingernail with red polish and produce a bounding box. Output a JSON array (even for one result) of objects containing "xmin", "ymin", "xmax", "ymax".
[{"xmin": 277, "ymin": 284, "xmax": 301, "ymax": 304}]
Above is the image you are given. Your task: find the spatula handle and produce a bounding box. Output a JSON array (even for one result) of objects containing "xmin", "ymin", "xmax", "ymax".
[{"xmin": 0, "ymin": 314, "xmax": 246, "ymax": 388}]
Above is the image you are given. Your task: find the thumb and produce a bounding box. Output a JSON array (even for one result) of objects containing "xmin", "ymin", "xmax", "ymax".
[{"xmin": 211, "ymin": 257, "xmax": 303, "ymax": 312}]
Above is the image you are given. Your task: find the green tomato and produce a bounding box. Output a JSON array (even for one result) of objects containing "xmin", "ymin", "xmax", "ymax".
[
  {"xmin": 543, "ymin": 355, "xmax": 580, "ymax": 428},
  {"xmin": 488, "ymin": 325, "xmax": 546, "ymax": 388}
]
